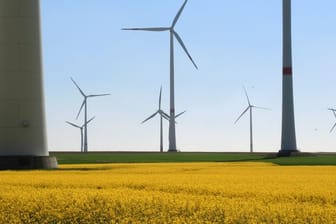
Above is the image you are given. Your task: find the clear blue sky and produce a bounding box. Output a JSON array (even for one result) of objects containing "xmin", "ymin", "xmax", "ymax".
[{"xmin": 41, "ymin": 0, "xmax": 336, "ymax": 152}]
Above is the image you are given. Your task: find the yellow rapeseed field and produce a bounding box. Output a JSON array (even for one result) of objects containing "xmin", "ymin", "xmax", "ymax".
[{"xmin": 1, "ymin": 162, "xmax": 336, "ymax": 223}]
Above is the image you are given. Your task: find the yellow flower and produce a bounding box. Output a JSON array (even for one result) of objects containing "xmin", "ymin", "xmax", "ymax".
[{"xmin": 0, "ymin": 162, "xmax": 336, "ymax": 223}]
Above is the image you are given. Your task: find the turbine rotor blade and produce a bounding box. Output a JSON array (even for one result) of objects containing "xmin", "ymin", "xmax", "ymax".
[
  {"xmin": 159, "ymin": 86, "xmax": 162, "ymax": 110},
  {"xmin": 86, "ymin": 116, "xmax": 96, "ymax": 125},
  {"xmin": 172, "ymin": 0, "xmax": 188, "ymax": 28},
  {"xmin": 71, "ymin": 77, "xmax": 86, "ymax": 97},
  {"xmin": 243, "ymin": 86, "xmax": 251, "ymax": 106},
  {"xmin": 76, "ymin": 100, "xmax": 85, "ymax": 120},
  {"xmin": 142, "ymin": 111, "xmax": 159, "ymax": 124},
  {"xmin": 173, "ymin": 31, "xmax": 198, "ymax": 70},
  {"xmin": 66, "ymin": 121, "xmax": 80, "ymax": 128},
  {"xmin": 253, "ymin": 106, "xmax": 271, "ymax": 111},
  {"xmin": 87, "ymin": 94, "xmax": 111, "ymax": 98},
  {"xmin": 234, "ymin": 106, "xmax": 250, "ymax": 124},
  {"xmin": 160, "ymin": 111, "xmax": 170, "ymax": 121},
  {"xmin": 332, "ymin": 110, "xmax": 336, "ymax": 119},
  {"xmin": 330, "ymin": 123, "xmax": 336, "ymax": 133},
  {"xmin": 160, "ymin": 110, "xmax": 170, "ymax": 120},
  {"xmin": 122, "ymin": 27, "xmax": 170, "ymax": 32},
  {"xmin": 329, "ymin": 109, "xmax": 336, "ymax": 118},
  {"xmin": 175, "ymin": 110, "xmax": 186, "ymax": 118}
]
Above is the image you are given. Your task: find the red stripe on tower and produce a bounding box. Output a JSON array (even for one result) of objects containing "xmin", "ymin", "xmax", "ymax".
[{"xmin": 283, "ymin": 67, "xmax": 292, "ymax": 75}]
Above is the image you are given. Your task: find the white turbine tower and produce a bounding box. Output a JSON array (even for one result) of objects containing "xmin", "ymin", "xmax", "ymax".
[
  {"xmin": 71, "ymin": 78, "xmax": 110, "ymax": 152},
  {"xmin": 66, "ymin": 117, "xmax": 95, "ymax": 152},
  {"xmin": 122, "ymin": 0, "xmax": 198, "ymax": 152},
  {"xmin": 279, "ymin": 0, "xmax": 298, "ymax": 156},
  {"xmin": 235, "ymin": 87, "xmax": 269, "ymax": 153},
  {"xmin": 328, "ymin": 108, "xmax": 336, "ymax": 133},
  {"xmin": 0, "ymin": 0, "xmax": 57, "ymax": 169},
  {"xmin": 142, "ymin": 87, "xmax": 169, "ymax": 152}
]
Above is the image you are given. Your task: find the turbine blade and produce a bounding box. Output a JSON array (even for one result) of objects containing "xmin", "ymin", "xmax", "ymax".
[
  {"xmin": 330, "ymin": 123, "xmax": 336, "ymax": 133},
  {"xmin": 87, "ymin": 94, "xmax": 111, "ymax": 98},
  {"xmin": 142, "ymin": 111, "xmax": 159, "ymax": 124},
  {"xmin": 172, "ymin": 0, "xmax": 188, "ymax": 28},
  {"xmin": 122, "ymin": 27, "xmax": 170, "ymax": 32},
  {"xmin": 243, "ymin": 86, "xmax": 251, "ymax": 106},
  {"xmin": 76, "ymin": 100, "xmax": 85, "ymax": 120},
  {"xmin": 160, "ymin": 110, "xmax": 170, "ymax": 119},
  {"xmin": 328, "ymin": 108, "xmax": 336, "ymax": 118},
  {"xmin": 66, "ymin": 121, "xmax": 80, "ymax": 128},
  {"xmin": 254, "ymin": 106, "xmax": 271, "ymax": 111},
  {"xmin": 173, "ymin": 31, "xmax": 198, "ymax": 70},
  {"xmin": 71, "ymin": 77, "xmax": 86, "ymax": 97},
  {"xmin": 333, "ymin": 111, "xmax": 336, "ymax": 119},
  {"xmin": 234, "ymin": 107, "xmax": 249, "ymax": 124},
  {"xmin": 159, "ymin": 86, "xmax": 162, "ymax": 110},
  {"xmin": 86, "ymin": 116, "xmax": 96, "ymax": 125},
  {"xmin": 161, "ymin": 112, "xmax": 170, "ymax": 121},
  {"xmin": 175, "ymin": 110, "xmax": 186, "ymax": 118}
]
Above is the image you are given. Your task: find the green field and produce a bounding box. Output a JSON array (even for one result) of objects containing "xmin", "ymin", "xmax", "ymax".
[{"xmin": 50, "ymin": 152, "xmax": 336, "ymax": 165}]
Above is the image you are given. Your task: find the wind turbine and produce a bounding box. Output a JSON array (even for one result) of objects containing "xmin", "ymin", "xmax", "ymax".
[
  {"xmin": 328, "ymin": 108, "xmax": 336, "ymax": 133},
  {"xmin": 235, "ymin": 87, "xmax": 269, "ymax": 153},
  {"xmin": 279, "ymin": 0, "xmax": 298, "ymax": 155},
  {"xmin": 0, "ymin": 0, "xmax": 57, "ymax": 169},
  {"xmin": 122, "ymin": 0, "xmax": 198, "ymax": 152},
  {"xmin": 66, "ymin": 117, "xmax": 95, "ymax": 152},
  {"xmin": 142, "ymin": 87, "xmax": 169, "ymax": 152},
  {"xmin": 71, "ymin": 78, "xmax": 110, "ymax": 152}
]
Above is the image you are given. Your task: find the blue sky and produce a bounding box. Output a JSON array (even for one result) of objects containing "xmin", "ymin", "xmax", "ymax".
[{"xmin": 41, "ymin": 0, "xmax": 336, "ymax": 152}]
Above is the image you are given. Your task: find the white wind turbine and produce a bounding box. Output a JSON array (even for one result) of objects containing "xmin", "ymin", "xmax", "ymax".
[
  {"xmin": 235, "ymin": 87, "xmax": 269, "ymax": 153},
  {"xmin": 66, "ymin": 117, "xmax": 95, "ymax": 152},
  {"xmin": 142, "ymin": 87, "xmax": 170, "ymax": 152},
  {"xmin": 71, "ymin": 78, "xmax": 110, "ymax": 152},
  {"xmin": 122, "ymin": 0, "xmax": 198, "ymax": 152},
  {"xmin": 328, "ymin": 108, "xmax": 336, "ymax": 133}
]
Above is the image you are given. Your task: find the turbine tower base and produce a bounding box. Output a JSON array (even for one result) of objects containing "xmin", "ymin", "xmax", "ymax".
[
  {"xmin": 277, "ymin": 149, "xmax": 300, "ymax": 157},
  {"xmin": 0, "ymin": 156, "xmax": 58, "ymax": 170},
  {"xmin": 168, "ymin": 149, "xmax": 178, "ymax": 153}
]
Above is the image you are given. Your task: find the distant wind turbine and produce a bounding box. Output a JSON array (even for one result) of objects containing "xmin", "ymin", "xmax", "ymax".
[
  {"xmin": 235, "ymin": 87, "xmax": 270, "ymax": 153},
  {"xmin": 328, "ymin": 108, "xmax": 336, "ymax": 133},
  {"xmin": 122, "ymin": 0, "xmax": 198, "ymax": 152},
  {"xmin": 71, "ymin": 77, "xmax": 110, "ymax": 152},
  {"xmin": 142, "ymin": 87, "xmax": 170, "ymax": 152},
  {"xmin": 66, "ymin": 117, "xmax": 95, "ymax": 152}
]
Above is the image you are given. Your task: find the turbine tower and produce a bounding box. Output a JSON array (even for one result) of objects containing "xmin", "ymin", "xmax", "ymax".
[
  {"xmin": 122, "ymin": 0, "xmax": 198, "ymax": 152},
  {"xmin": 66, "ymin": 117, "xmax": 95, "ymax": 152},
  {"xmin": 235, "ymin": 87, "xmax": 269, "ymax": 153},
  {"xmin": 71, "ymin": 78, "xmax": 110, "ymax": 152},
  {"xmin": 279, "ymin": 0, "xmax": 298, "ymax": 156},
  {"xmin": 142, "ymin": 87, "xmax": 169, "ymax": 152},
  {"xmin": 0, "ymin": 0, "xmax": 57, "ymax": 169}
]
